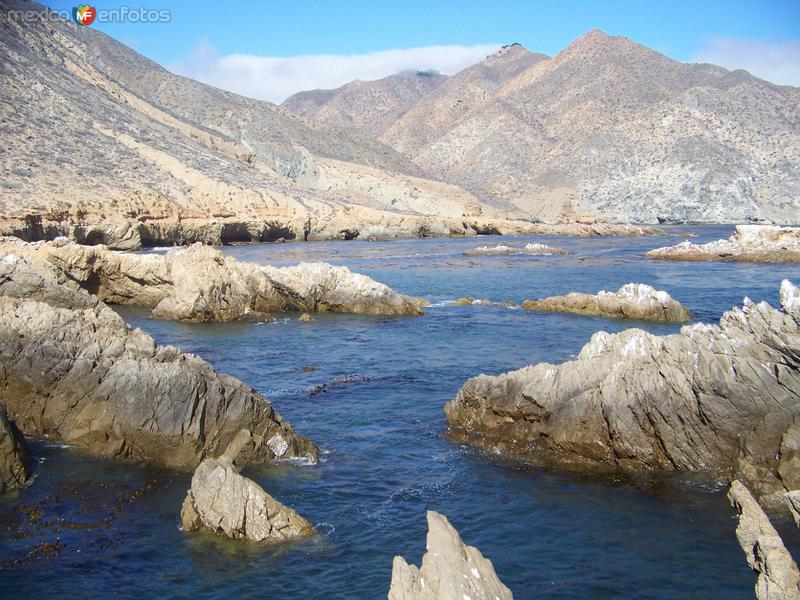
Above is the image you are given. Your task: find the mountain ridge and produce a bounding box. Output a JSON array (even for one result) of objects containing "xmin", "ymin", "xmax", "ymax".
[{"xmin": 285, "ymin": 29, "xmax": 800, "ymax": 224}]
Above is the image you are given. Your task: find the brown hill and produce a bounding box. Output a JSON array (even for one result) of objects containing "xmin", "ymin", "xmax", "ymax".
[
  {"xmin": 282, "ymin": 70, "xmax": 447, "ymax": 137},
  {"xmin": 0, "ymin": 1, "xmax": 539, "ymax": 247}
]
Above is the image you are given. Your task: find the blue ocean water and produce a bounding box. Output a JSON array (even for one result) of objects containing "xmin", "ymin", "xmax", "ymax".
[{"xmin": 1, "ymin": 225, "xmax": 799, "ymax": 599}]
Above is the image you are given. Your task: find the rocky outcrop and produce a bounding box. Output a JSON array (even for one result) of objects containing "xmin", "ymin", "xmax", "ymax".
[
  {"xmin": 0, "ymin": 407, "xmax": 30, "ymax": 493},
  {"xmin": 0, "ymin": 294, "xmax": 317, "ymax": 469},
  {"xmin": 522, "ymin": 283, "xmax": 691, "ymax": 322},
  {"xmin": 728, "ymin": 481, "xmax": 800, "ymax": 600},
  {"xmin": 464, "ymin": 242, "xmax": 569, "ymax": 256},
  {"xmin": 648, "ymin": 226, "xmax": 800, "ymax": 263},
  {"xmin": 388, "ymin": 511, "xmax": 513, "ymax": 600},
  {"xmin": 181, "ymin": 431, "xmax": 314, "ymax": 543},
  {"xmin": 0, "ymin": 237, "xmax": 426, "ymax": 320},
  {"xmin": 786, "ymin": 491, "xmax": 800, "ymax": 528},
  {"xmin": 446, "ymin": 280, "xmax": 800, "ymax": 503},
  {"xmin": 262, "ymin": 262, "xmax": 426, "ymax": 316}
]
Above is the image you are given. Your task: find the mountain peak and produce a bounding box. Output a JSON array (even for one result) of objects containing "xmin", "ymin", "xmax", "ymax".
[{"xmin": 486, "ymin": 42, "xmax": 531, "ymax": 62}]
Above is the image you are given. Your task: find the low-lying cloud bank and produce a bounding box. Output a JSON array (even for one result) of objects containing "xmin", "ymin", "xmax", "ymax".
[
  {"xmin": 170, "ymin": 40, "xmax": 501, "ymax": 103},
  {"xmin": 692, "ymin": 37, "xmax": 800, "ymax": 86}
]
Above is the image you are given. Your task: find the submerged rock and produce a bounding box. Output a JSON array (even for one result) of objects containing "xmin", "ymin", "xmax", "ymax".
[
  {"xmin": 647, "ymin": 225, "xmax": 800, "ymax": 263},
  {"xmin": 0, "ymin": 237, "xmax": 425, "ymax": 321},
  {"xmin": 446, "ymin": 280, "xmax": 800, "ymax": 503},
  {"xmin": 728, "ymin": 480, "xmax": 800, "ymax": 600},
  {"xmin": 0, "ymin": 295, "xmax": 317, "ymax": 469},
  {"xmin": 298, "ymin": 312, "xmax": 314, "ymax": 323},
  {"xmin": 464, "ymin": 242, "xmax": 568, "ymax": 256},
  {"xmin": 0, "ymin": 407, "xmax": 30, "ymax": 493},
  {"xmin": 388, "ymin": 511, "xmax": 513, "ymax": 600},
  {"xmin": 181, "ymin": 432, "xmax": 314, "ymax": 543},
  {"xmin": 522, "ymin": 283, "xmax": 691, "ymax": 322}
]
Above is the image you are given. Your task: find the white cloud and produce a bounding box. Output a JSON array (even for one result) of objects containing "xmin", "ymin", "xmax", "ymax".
[
  {"xmin": 169, "ymin": 40, "xmax": 502, "ymax": 103},
  {"xmin": 691, "ymin": 37, "xmax": 800, "ymax": 86}
]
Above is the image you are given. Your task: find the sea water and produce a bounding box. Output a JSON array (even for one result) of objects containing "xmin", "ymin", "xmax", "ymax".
[{"xmin": 1, "ymin": 225, "xmax": 799, "ymax": 599}]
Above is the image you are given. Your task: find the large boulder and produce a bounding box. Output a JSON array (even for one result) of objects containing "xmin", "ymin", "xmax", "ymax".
[
  {"xmin": 648, "ymin": 225, "xmax": 800, "ymax": 263},
  {"xmin": 262, "ymin": 262, "xmax": 426, "ymax": 315},
  {"xmin": 0, "ymin": 406, "xmax": 30, "ymax": 493},
  {"xmin": 0, "ymin": 295, "xmax": 317, "ymax": 469},
  {"xmin": 388, "ymin": 511, "xmax": 513, "ymax": 600},
  {"xmin": 522, "ymin": 283, "xmax": 691, "ymax": 322},
  {"xmin": 446, "ymin": 280, "xmax": 800, "ymax": 503},
  {"xmin": 728, "ymin": 480, "xmax": 800, "ymax": 600},
  {"xmin": 0, "ymin": 237, "xmax": 425, "ymax": 320},
  {"xmin": 181, "ymin": 432, "xmax": 314, "ymax": 543}
]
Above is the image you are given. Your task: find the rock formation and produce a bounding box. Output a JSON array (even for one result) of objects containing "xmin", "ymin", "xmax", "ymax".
[
  {"xmin": 648, "ymin": 225, "xmax": 800, "ymax": 263},
  {"xmin": 388, "ymin": 511, "xmax": 513, "ymax": 600},
  {"xmin": 446, "ymin": 280, "xmax": 800, "ymax": 503},
  {"xmin": 787, "ymin": 491, "xmax": 800, "ymax": 528},
  {"xmin": 464, "ymin": 242, "xmax": 569, "ymax": 256},
  {"xmin": 0, "ymin": 294, "xmax": 317, "ymax": 469},
  {"xmin": 522, "ymin": 283, "xmax": 691, "ymax": 322},
  {"xmin": 0, "ymin": 406, "xmax": 30, "ymax": 493},
  {"xmin": 728, "ymin": 480, "xmax": 800, "ymax": 600},
  {"xmin": 0, "ymin": 237, "xmax": 426, "ymax": 320},
  {"xmin": 181, "ymin": 431, "xmax": 314, "ymax": 543}
]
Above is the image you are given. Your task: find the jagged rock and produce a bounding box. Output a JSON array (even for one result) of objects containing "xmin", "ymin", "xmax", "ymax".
[
  {"xmin": 786, "ymin": 491, "xmax": 800, "ymax": 528},
  {"xmin": 181, "ymin": 432, "xmax": 314, "ymax": 543},
  {"xmin": 0, "ymin": 247, "xmax": 100, "ymax": 310},
  {"xmin": 0, "ymin": 295, "xmax": 317, "ymax": 469},
  {"xmin": 388, "ymin": 511, "xmax": 513, "ymax": 600},
  {"xmin": 728, "ymin": 481, "xmax": 800, "ymax": 600},
  {"xmin": 262, "ymin": 262, "xmax": 426, "ymax": 316},
  {"xmin": 446, "ymin": 280, "xmax": 800, "ymax": 502},
  {"xmin": 464, "ymin": 242, "xmax": 568, "ymax": 256},
  {"xmin": 522, "ymin": 283, "xmax": 691, "ymax": 322},
  {"xmin": 0, "ymin": 237, "xmax": 426, "ymax": 320},
  {"xmin": 648, "ymin": 225, "xmax": 800, "ymax": 263},
  {"xmin": 0, "ymin": 406, "xmax": 30, "ymax": 493}
]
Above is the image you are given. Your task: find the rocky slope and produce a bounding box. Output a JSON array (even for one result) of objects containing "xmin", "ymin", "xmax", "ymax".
[
  {"xmin": 522, "ymin": 283, "xmax": 691, "ymax": 322},
  {"xmin": 0, "ymin": 1, "xmax": 542, "ymax": 246},
  {"xmin": 0, "ymin": 406, "xmax": 30, "ymax": 493},
  {"xmin": 293, "ymin": 33, "xmax": 800, "ymax": 224},
  {"xmin": 728, "ymin": 481, "xmax": 800, "ymax": 600},
  {"xmin": 388, "ymin": 511, "xmax": 513, "ymax": 600},
  {"xmin": 648, "ymin": 225, "xmax": 800, "ymax": 263},
  {"xmin": 283, "ymin": 70, "xmax": 448, "ymax": 137},
  {"xmin": 181, "ymin": 432, "xmax": 314, "ymax": 543},
  {"xmin": 0, "ymin": 237, "xmax": 426, "ymax": 321},
  {"xmin": 0, "ymin": 292, "xmax": 318, "ymax": 468},
  {"xmin": 446, "ymin": 280, "xmax": 800, "ymax": 504}
]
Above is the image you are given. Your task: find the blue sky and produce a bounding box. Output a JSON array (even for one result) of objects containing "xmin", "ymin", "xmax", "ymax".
[{"xmin": 42, "ymin": 0, "xmax": 800, "ymax": 101}]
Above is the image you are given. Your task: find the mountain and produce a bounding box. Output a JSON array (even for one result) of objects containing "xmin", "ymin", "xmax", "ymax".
[
  {"xmin": 0, "ymin": 1, "xmax": 534, "ymax": 246},
  {"xmin": 282, "ymin": 70, "xmax": 448, "ymax": 137},
  {"xmin": 291, "ymin": 33, "xmax": 800, "ymax": 224}
]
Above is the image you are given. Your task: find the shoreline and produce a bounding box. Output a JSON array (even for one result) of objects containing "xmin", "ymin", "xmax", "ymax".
[{"xmin": 0, "ymin": 215, "xmax": 667, "ymax": 251}]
